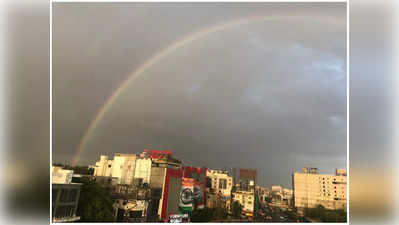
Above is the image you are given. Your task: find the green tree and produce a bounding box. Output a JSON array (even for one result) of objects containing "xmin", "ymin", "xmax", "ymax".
[
  {"xmin": 231, "ymin": 201, "xmax": 243, "ymax": 219},
  {"xmin": 76, "ymin": 178, "xmax": 115, "ymax": 222},
  {"xmin": 304, "ymin": 205, "xmax": 347, "ymax": 222}
]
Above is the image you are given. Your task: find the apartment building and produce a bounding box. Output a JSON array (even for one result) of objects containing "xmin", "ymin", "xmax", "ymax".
[
  {"xmin": 206, "ymin": 169, "xmax": 233, "ymax": 211},
  {"xmin": 232, "ymin": 188, "xmax": 255, "ymax": 217},
  {"xmin": 292, "ymin": 167, "xmax": 347, "ymax": 211}
]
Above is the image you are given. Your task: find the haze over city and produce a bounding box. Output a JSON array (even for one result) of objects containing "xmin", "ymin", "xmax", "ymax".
[{"xmin": 52, "ymin": 2, "xmax": 347, "ymax": 188}]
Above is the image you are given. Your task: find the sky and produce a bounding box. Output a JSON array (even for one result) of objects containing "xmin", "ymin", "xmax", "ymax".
[{"xmin": 52, "ymin": 2, "xmax": 347, "ymax": 188}]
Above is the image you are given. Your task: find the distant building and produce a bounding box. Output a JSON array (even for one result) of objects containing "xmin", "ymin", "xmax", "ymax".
[
  {"xmin": 255, "ymin": 186, "xmax": 270, "ymax": 203},
  {"xmin": 232, "ymin": 188, "xmax": 255, "ymax": 218},
  {"xmin": 292, "ymin": 167, "xmax": 347, "ymax": 212},
  {"xmin": 271, "ymin": 185, "xmax": 282, "ymax": 193},
  {"xmin": 239, "ymin": 168, "xmax": 257, "ymax": 190},
  {"xmin": 230, "ymin": 168, "xmax": 256, "ymax": 218},
  {"xmin": 52, "ymin": 166, "xmax": 81, "ymax": 223},
  {"xmin": 207, "ymin": 169, "xmax": 233, "ymax": 198},
  {"xmin": 93, "ymin": 155, "xmax": 113, "ymax": 177},
  {"xmin": 206, "ymin": 169, "xmax": 233, "ymax": 211}
]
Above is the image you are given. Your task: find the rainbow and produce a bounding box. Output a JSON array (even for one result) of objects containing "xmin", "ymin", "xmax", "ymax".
[{"xmin": 71, "ymin": 15, "xmax": 344, "ymax": 165}]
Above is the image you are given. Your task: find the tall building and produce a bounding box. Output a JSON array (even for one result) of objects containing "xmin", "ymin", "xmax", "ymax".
[{"xmin": 292, "ymin": 167, "xmax": 347, "ymax": 211}]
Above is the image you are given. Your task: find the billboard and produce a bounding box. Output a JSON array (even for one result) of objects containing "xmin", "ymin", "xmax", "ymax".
[
  {"xmin": 179, "ymin": 178, "xmax": 194, "ymax": 213},
  {"xmin": 182, "ymin": 166, "xmax": 207, "ymax": 210}
]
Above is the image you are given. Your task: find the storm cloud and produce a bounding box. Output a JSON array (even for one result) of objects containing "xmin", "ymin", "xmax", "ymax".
[{"xmin": 52, "ymin": 2, "xmax": 346, "ymax": 187}]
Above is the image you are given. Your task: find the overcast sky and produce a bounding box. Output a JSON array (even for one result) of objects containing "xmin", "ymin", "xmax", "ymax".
[{"xmin": 52, "ymin": 2, "xmax": 347, "ymax": 188}]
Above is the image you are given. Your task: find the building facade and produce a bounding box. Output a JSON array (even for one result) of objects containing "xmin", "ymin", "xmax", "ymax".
[
  {"xmin": 232, "ymin": 189, "xmax": 255, "ymax": 217},
  {"xmin": 52, "ymin": 166, "xmax": 81, "ymax": 223},
  {"xmin": 292, "ymin": 167, "xmax": 347, "ymax": 211},
  {"xmin": 206, "ymin": 169, "xmax": 233, "ymax": 211}
]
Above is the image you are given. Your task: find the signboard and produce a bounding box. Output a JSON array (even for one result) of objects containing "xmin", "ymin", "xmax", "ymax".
[
  {"xmin": 168, "ymin": 214, "xmax": 189, "ymax": 223},
  {"xmin": 179, "ymin": 178, "xmax": 194, "ymax": 213},
  {"xmin": 143, "ymin": 149, "xmax": 172, "ymax": 159}
]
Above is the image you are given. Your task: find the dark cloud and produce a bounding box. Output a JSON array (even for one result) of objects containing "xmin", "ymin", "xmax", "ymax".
[{"xmin": 53, "ymin": 2, "xmax": 346, "ymax": 187}]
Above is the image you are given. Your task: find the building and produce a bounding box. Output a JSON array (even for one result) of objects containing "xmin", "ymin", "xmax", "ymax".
[
  {"xmin": 231, "ymin": 168, "xmax": 257, "ymax": 187},
  {"xmin": 232, "ymin": 188, "xmax": 255, "ymax": 218},
  {"xmin": 134, "ymin": 158, "xmax": 152, "ymax": 184},
  {"xmin": 144, "ymin": 150, "xmax": 183, "ymax": 221},
  {"xmin": 268, "ymin": 186, "xmax": 293, "ymax": 209},
  {"xmin": 52, "ymin": 166, "xmax": 81, "ymax": 223},
  {"xmin": 93, "ymin": 153, "xmax": 137, "ymax": 185},
  {"xmin": 271, "ymin": 185, "xmax": 282, "ymax": 193},
  {"xmin": 239, "ymin": 168, "xmax": 257, "ymax": 187},
  {"xmin": 93, "ymin": 155, "xmax": 113, "ymax": 177},
  {"xmin": 255, "ymin": 186, "xmax": 270, "ymax": 204},
  {"xmin": 292, "ymin": 167, "xmax": 347, "ymax": 212},
  {"xmin": 52, "ymin": 166, "xmax": 74, "ymax": 184},
  {"xmin": 282, "ymin": 188, "xmax": 293, "ymax": 207},
  {"xmin": 92, "ymin": 150, "xmax": 184, "ymax": 222},
  {"xmin": 114, "ymin": 199, "xmax": 149, "ymax": 222},
  {"xmin": 182, "ymin": 166, "xmax": 207, "ymax": 210},
  {"xmin": 206, "ymin": 169, "xmax": 233, "ymax": 211}
]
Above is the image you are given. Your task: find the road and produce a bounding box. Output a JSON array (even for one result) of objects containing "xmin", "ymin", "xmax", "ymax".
[{"xmin": 255, "ymin": 203, "xmax": 307, "ymax": 223}]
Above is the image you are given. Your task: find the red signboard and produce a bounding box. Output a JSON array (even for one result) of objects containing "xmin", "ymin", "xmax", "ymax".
[{"xmin": 143, "ymin": 149, "xmax": 172, "ymax": 159}]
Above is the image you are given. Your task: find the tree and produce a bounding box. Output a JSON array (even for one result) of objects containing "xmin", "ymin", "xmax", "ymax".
[
  {"xmin": 304, "ymin": 204, "xmax": 347, "ymax": 222},
  {"xmin": 231, "ymin": 201, "xmax": 243, "ymax": 218},
  {"xmin": 214, "ymin": 207, "xmax": 228, "ymax": 219},
  {"xmin": 190, "ymin": 207, "xmax": 214, "ymax": 222},
  {"xmin": 76, "ymin": 178, "xmax": 115, "ymax": 222}
]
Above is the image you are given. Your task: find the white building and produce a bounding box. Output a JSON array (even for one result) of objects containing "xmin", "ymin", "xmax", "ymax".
[
  {"xmin": 207, "ymin": 169, "xmax": 233, "ymax": 197},
  {"xmin": 93, "ymin": 153, "xmax": 138, "ymax": 185},
  {"xmin": 134, "ymin": 158, "xmax": 152, "ymax": 184},
  {"xmin": 232, "ymin": 189, "xmax": 255, "ymax": 217},
  {"xmin": 206, "ymin": 169, "xmax": 233, "ymax": 211},
  {"xmin": 94, "ymin": 155, "xmax": 113, "ymax": 177},
  {"xmin": 271, "ymin": 185, "xmax": 282, "ymax": 193},
  {"xmin": 293, "ymin": 168, "xmax": 347, "ymax": 211},
  {"xmin": 52, "ymin": 166, "xmax": 74, "ymax": 184}
]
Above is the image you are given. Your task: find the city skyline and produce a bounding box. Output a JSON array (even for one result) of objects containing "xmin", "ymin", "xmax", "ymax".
[{"xmin": 52, "ymin": 2, "xmax": 347, "ymax": 188}]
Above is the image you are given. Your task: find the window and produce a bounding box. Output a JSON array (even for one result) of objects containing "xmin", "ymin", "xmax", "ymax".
[
  {"xmin": 68, "ymin": 189, "xmax": 78, "ymax": 202},
  {"xmin": 219, "ymin": 179, "xmax": 227, "ymax": 189},
  {"xmin": 59, "ymin": 189, "xmax": 69, "ymax": 202}
]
